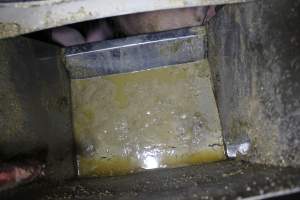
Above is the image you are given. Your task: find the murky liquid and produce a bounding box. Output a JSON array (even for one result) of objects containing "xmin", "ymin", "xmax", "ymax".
[{"xmin": 71, "ymin": 60, "xmax": 225, "ymax": 177}]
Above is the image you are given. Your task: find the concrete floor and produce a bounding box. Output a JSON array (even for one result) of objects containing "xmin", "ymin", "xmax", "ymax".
[{"xmin": 1, "ymin": 160, "xmax": 300, "ymax": 200}]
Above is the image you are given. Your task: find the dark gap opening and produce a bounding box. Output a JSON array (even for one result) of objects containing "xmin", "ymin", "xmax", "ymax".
[{"xmin": 24, "ymin": 5, "xmax": 223, "ymax": 47}]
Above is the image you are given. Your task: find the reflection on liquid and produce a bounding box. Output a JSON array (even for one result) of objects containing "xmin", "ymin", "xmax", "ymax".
[{"xmin": 143, "ymin": 156, "xmax": 159, "ymax": 169}]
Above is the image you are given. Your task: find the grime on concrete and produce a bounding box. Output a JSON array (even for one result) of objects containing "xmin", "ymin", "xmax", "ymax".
[{"xmin": 1, "ymin": 160, "xmax": 300, "ymax": 200}]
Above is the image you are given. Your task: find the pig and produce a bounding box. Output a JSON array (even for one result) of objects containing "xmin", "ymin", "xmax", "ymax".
[
  {"xmin": 51, "ymin": 6, "xmax": 217, "ymax": 47},
  {"xmin": 85, "ymin": 20, "xmax": 114, "ymax": 43},
  {"xmin": 114, "ymin": 6, "xmax": 216, "ymax": 36},
  {"xmin": 0, "ymin": 155, "xmax": 46, "ymax": 192}
]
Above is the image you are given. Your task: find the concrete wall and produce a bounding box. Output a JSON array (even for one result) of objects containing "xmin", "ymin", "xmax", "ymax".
[{"xmin": 208, "ymin": 0, "xmax": 300, "ymax": 167}]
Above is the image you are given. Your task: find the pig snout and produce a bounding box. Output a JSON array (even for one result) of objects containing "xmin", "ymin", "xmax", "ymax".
[
  {"xmin": 51, "ymin": 26, "xmax": 86, "ymax": 47},
  {"xmin": 85, "ymin": 20, "xmax": 113, "ymax": 43},
  {"xmin": 0, "ymin": 160, "xmax": 45, "ymax": 191}
]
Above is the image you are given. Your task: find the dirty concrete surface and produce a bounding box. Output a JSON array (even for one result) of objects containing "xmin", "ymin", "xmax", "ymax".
[
  {"xmin": 0, "ymin": 37, "xmax": 75, "ymax": 180},
  {"xmin": 208, "ymin": 0, "xmax": 300, "ymax": 167},
  {"xmin": 0, "ymin": 160, "xmax": 299, "ymax": 200}
]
